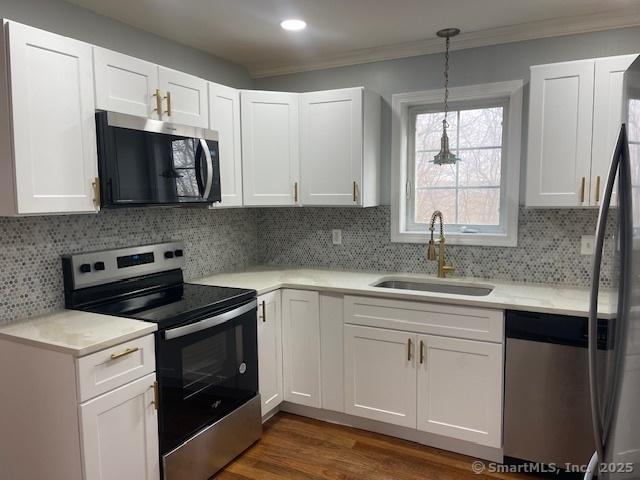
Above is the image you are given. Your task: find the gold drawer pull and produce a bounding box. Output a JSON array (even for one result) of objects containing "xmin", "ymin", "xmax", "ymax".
[
  {"xmin": 580, "ymin": 177, "xmax": 586, "ymax": 203},
  {"xmin": 353, "ymin": 181, "xmax": 357, "ymax": 202},
  {"xmin": 294, "ymin": 182, "xmax": 298, "ymax": 203},
  {"xmin": 163, "ymin": 91, "xmax": 172, "ymax": 116},
  {"xmin": 110, "ymin": 347, "xmax": 139, "ymax": 360},
  {"xmin": 152, "ymin": 89, "xmax": 162, "ymax": 114},
  {"xmin": 407, "ymin": 338, "xmax": 413, "ymax": 362},
  {"xmin": 419, "ymin": 340, "xmax": 425, "ymax": 365},
  {"xmin": 151, "ymin": 381, "xmax": 159, "ymax": 410},
  {"xmin": 92, "ymin": 177, "xmax": 100, "ymax": 207},
  {"xmin": 595, "ymin": 175, "xmax": 601, "ymax": 203}
]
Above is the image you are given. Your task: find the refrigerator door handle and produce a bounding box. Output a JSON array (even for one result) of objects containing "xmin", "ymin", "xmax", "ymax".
[{"xmin": 588, "ymin": 124, "xmax": 626, "ymax": 470}]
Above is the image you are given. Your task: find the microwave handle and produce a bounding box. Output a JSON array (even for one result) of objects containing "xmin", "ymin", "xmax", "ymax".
[
  {"xmin": 164, "ymin": 299, "xmax": 257, "ymax": 340},
  {"xmin": 200, "ymin": 138, "xmax": 213, "ymax": 199}
]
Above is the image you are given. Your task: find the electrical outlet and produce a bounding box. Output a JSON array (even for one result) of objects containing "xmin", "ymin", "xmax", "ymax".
[
  {"xmin": 581, "ymin": 235, "xmax": 596, "ymax": 255},
  {"xmin": 332, "ymin": 229, "xmax": 342, "ymax": 245}
]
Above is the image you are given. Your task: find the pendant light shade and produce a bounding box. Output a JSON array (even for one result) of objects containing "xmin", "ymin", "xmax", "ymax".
[{"xmin": 432, "ymin": 28, "xmax": 461, "ymax": 166}]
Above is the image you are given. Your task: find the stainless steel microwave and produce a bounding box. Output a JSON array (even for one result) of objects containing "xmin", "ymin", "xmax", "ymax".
[{"xmin": 95, "ymin": 111, "xmax": 221, "ymax": 207}]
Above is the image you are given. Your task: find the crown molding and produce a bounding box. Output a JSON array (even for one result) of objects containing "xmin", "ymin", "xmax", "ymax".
[{"xmin": 249, "ymin": 7, "xmax": 640, "ymax": 78}]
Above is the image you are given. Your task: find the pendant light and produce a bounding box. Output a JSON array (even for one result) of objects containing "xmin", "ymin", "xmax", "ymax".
[{"xmin": 432, "ymin": 28, "xmax": 461, "ymax": 166}]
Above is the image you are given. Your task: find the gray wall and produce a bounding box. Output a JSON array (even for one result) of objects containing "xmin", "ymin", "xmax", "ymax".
[
  {"xmin": 255, "ymin": 26, "xmax": 640, "ymax": 204},
  {"xmin": 0, "ymin": 0, "xmax": 252, "ymax": 88}
]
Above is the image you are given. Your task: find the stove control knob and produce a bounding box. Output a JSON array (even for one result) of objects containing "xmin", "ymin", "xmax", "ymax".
[
  {"xmin": 174, "ymin": 249, "xmax": 183, "ymax": 257},
  {"xmin": 79, "ymin": 263, "xmax": 91, "ymax": 273},
  {"xmin": 94, "ymin": 261, "xmax": 105, "ymax": 271},
  {"xmin": 164, "ymin": 251, "xmax": 174, "ymax": 259}
]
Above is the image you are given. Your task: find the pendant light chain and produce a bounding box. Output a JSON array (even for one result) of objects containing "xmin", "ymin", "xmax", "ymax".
[{"xmin": 443, "ymin": 35, "xmax": 450, "ymax": 129}]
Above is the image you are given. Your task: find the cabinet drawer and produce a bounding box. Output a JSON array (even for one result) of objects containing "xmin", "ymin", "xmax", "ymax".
[
  {"xmin": 344, "ymin": 296, "xmax": 503, "ymax": 343},
  {"xmin": 76, "ymin": 334, "xmax": 155, "ymax": 402}
]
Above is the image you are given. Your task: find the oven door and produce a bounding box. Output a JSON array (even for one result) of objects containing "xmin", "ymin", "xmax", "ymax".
[
  {"xmin": 156, "ymin": 299, "xmax": 258, "ymax": 454},
  {"xmin": 96, "ymin": 111, "xmax": 221, "ymax": 207}
]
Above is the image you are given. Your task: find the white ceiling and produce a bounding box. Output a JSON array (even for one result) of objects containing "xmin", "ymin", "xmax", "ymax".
[{"xmin": 65, "ymin": 0, "xmax": 640, "ymax": 77}]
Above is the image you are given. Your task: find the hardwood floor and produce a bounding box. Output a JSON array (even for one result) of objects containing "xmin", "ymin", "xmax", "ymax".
[{"xmin": 216, "ymin": 412, "xmax": 542, "ymax": 480}]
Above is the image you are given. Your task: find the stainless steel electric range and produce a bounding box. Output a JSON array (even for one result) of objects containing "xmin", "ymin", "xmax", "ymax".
[{"xmin": 62, "ymin": 241, "xmax": 261, "ymax": 480}]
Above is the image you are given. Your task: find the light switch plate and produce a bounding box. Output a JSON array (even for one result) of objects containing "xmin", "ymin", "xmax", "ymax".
[
  {"xmin": 332, "ymin": 229, "xmax": 342, "ymax": 245},
  {"xmin": 581, "ymin": 235, "xmax": 596, "ymax": 255}
]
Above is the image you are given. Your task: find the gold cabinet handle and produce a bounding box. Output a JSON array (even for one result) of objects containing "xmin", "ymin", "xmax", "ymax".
[
  {"xmin": 580, "ymin": 177, "xmax": 586, "ymax": 203},
  {"xmin": 91, "ymin": 177, "xmax": 100, "ymax": 207},
  {"xmin": 353, "ymin": 181, "xmax": 358, "ymax": 202},
  {"xmin": 261, "ymin": 300, "xmax": 266, "ymax": 322},
  {"xmin": 419, "ymin": 340, "xmax": 425, "ymax": 365},
  {"xmin": 595, "ymin": 175, "xmax": 601, "ymax": 203},
  {"xmin": 294, "ymin": 182, "xmax": 298, "ymax": 203},
  {"xmin": 151, "ymin": 381, "xmax": 159, "ymax": 410},
  {"xmin": 110, "ymin": 347, "xmax": 139, "ymax": 360},
  {"xmin": 407, "ymin": 338, "xmax": 413, "ymax": 362},
  {"xmin": 163, "ymin": 91, "xmax": 172, "ymax": 116},
  {"xmin": 152, "ymin": 89, "xmax": 162, "ymax": 114}
]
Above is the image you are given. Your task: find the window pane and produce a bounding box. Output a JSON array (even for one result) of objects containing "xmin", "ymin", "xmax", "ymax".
[
  {"xmin": 415, "ymin": 111, "xmax": 457, "ymax": 151},
  {"xmin": 458, "ymin": 148, "xmax": 501, "ymax": 187},
  {"xmin": 458, "ymin": 107, "xmax": 503, "ymax": 148},
  {"xmin": 458, "ymin": 188, "xmax": 500, "ymax": 225},
  {"xmin": 415, "ymin": 189, "xmax": 456, "ymax": 224},
  {"xmin": 416, "ymin": 152, "xmax": 456, "ymax": 188}
]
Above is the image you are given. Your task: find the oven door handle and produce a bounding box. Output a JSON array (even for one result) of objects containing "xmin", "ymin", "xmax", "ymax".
[{"xmin": 164, "ymin": 299, "xmax": 257, "ymax": 340}]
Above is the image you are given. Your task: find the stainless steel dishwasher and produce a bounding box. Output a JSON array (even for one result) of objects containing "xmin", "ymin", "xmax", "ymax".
[{"xmin": 504, "ymin": 310, "xmax": 612, "ymax": 467}]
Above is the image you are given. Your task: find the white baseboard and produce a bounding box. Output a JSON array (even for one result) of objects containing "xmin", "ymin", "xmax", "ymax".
[{"xmin": 267, "ymin": 402, "xmax": 503, "ymax": 463}]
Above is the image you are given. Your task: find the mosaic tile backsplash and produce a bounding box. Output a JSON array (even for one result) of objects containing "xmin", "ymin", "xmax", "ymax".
[
  {"xmin": 257, "ymin": 206, "xmax": 616, "ymax": 288},
  {"xmin": 0, "ymin": 208, "xmax": 257, "ymax": 324}
]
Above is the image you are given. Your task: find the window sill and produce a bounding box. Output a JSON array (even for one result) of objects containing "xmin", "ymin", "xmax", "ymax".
[{"xmin": 391, "ymin": 230, "xmax": 517, "ymax": 247}]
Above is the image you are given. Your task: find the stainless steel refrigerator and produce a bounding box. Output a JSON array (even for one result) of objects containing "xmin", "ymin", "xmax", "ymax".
[{"xmin": 586, "ymin": 57, "xmax": 640, "ymax": 479}]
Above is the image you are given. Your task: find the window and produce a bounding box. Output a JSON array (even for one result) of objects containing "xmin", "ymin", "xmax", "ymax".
[{"xmin": 392, "ymin": 81, "xmax": 523, "ymax": 246}]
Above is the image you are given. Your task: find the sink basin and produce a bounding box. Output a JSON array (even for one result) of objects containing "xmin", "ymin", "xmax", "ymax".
[{"xmin": 373, "ymin": 279, "xmax": 494, "ymax": 296}]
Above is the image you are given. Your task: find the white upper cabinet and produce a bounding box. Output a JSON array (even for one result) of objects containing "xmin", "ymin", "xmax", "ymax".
[
  {"xmin": 592, "ymin": 54, "xmax": 638, "ymax": 207},
  {"xmin": 0, "ymin": 20, "xmax": 99, "ymax": 215},
  {"xmin": 526, "ymin": 54, "xmax": 638, "ymax": 207},
  {"xmin": 159, "ymin": 67, "xmax": 208, "ymax": 128},
  {"xmin": 209, "ymin": 82, "xmax": 243, "ymax": 207},
  {"xmin": 300, "ymin": 87, "xmax": 380, "ymax": 206},
  {"xmin": 241, "ymin": 90, "xmax": 300, "ymax": 206},
  {"xmin": 257, "ymin": 290, "xmax": 283, "ymax": 417},
  {"xmin": 416, "ymin": 335, "xmax": 503, "ymax": 448},
  {"xmin": 526, "ymin": 59, "xmax": 595, "ymax": 207},
  {"xmin": 281, "ymin": 289, "xmax": 321, "ymax": 408},
  {"xmin": 93, "ymin": 47, "xmax": 160, "ymax": 119}
]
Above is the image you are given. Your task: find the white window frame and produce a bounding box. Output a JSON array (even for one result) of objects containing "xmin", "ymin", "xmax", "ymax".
[{"xmin": 391, "ymin": 80, "xmax": 523, "ymax": 246}]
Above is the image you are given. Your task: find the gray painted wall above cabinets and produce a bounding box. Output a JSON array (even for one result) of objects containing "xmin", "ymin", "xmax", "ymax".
[
  {"xmin": 0, "ymin": 0, "xmax": 252, "ymax": 88},
  {"xmin": 255, "ymin": 26, "xmax": 640, "ymax": 205}
]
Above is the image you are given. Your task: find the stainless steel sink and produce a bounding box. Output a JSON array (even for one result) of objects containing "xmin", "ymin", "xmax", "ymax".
[{"xmin": 373, "ymin": 279, "xmax": 494, "ymax": 296}]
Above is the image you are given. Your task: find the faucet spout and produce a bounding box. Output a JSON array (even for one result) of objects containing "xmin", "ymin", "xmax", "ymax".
[{"xmin": 425, "ymin": 210, "xmax": 454, "ymax": 278}]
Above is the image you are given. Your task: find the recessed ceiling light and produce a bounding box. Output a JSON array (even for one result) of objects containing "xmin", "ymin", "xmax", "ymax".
[{"xmin": 280, "ymin": 19, "xmax": 307, "ymax": 31}]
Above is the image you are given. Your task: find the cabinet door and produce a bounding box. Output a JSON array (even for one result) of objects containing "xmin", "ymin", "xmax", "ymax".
[
  {"xmin": 592, "ymin": 54, "xmax": 638, "ymax": 207},
  {"xmin": 7, "ymin": 21, "xmax": 98, "ymax": 214},
  {"xmin": 241, "ymin": 91, "xmax": 300, "ymax": 206},
  {"xmin": 300, "ymin": 88, "xmax": 363, "ymax": 206},
  {"xmin": 344, "ymin": 325, "xmax": 417, "ymax": 428},
  {"xmin": 417, "ymin": 335, "xmax": 503, "ymax": 448},
  {"xmin": 526, "ymin": 60, "xmax": 594, "ymax": 207},
  {"xmin": 282, "ymin": 289, "xmax": 321, "ymax": 407},
  {"xmin": 158, "ymin": 67, "xmax": 208, "ymax": 127},
  {"xmin": 80, "ymin": 373, "xmax": 159, "ymax": 480},
  {"xmin": 93, "ymin": 47, "xmax": 159, "ymax": 119},
  {"xmin": 209, "ymin": 82, "xmax": 243, "ymax": 207},
  {"xmin": 257, "ymin": 290, "xmax": 283, "ymax": 416}
]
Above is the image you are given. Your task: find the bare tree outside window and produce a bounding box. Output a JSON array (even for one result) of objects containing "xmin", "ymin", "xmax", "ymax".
[{"xmin": 413, "ymin": 106, "xmax": 503, "ymax": 226}]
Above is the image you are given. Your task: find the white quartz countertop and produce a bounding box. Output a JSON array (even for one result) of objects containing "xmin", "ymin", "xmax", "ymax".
[
  {"xmin": 0, "ymin": 310, "xmax": 157, "ymax": 357},
  {"xmin": 193, "ymin": 268, "xmax": 616, "ymax": 318}
]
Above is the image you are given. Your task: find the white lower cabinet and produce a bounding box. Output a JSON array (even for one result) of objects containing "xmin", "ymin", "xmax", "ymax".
[
  {"xmin": 257, "ymin": 290, "xmax": 283, "ymax": 416},
  {"xmin": 282, "ymin": 289, "xmax": 322, "ymax": 408},
  {"xmin": 344, "ymin": 325, "xmax": 417, "ymax": 428},
  {"xmin": 80, "ymin": 373, "xmax": 159, "ymax": 480},
  {"xmin": 417, "ymin": 335, "xmax": 503, "ymax": 448}
]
